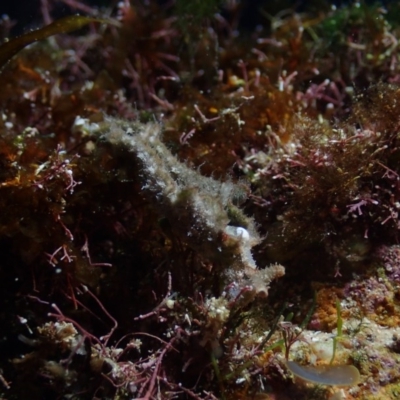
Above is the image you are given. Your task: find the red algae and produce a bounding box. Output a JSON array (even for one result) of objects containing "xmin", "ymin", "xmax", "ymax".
[{"xmin": 2, "ymin": 1, "xmax": 400, "ymax": 399}]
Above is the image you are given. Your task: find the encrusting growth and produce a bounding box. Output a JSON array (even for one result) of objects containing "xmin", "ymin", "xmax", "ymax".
[{"xmin": 98, "ymin": 116, "xmax": 284, "ymax": 298}]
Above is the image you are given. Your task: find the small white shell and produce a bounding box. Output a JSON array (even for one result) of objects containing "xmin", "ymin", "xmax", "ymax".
[{"xmin": 224, "ymin": 225, "xmax": 250, "ymax": 241}]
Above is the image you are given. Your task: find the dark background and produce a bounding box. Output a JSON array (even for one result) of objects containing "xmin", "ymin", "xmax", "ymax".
[
  {"xmin": 0, "ymin": 1, "xmax": 392, "ymax": 37},
  {"xmin": 0, "ymin": 0, "xmax": 112, "ymax": 35}
]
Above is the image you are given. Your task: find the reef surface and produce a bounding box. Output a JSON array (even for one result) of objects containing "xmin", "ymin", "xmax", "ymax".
[{"xmin": 1, "ymin": 1, "xmax": 400, "ymax": 399}]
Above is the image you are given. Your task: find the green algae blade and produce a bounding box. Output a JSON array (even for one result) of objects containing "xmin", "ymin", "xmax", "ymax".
[{"xmin": 0, "ymin": 15, "xmax": 115, "ymax": 69}]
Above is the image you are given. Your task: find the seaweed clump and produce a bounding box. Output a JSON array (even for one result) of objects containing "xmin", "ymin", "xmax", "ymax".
[
  {"xmin": 248, "ymin": 83, "xmax": 400, "ymax": 273},
  {"xmin": 3, "ymin": 1, "xmax": 400, "ymax": 399}
]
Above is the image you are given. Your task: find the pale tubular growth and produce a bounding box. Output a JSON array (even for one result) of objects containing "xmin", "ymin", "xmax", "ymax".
[
  {"xmin": 286, "ymin": 360, "xmax": 360, "ymax": 387},
  {"xmin": 224, "ymin": 225, "xmax": 285, "ymax": 297},
  {"xmin": 99, "ymin": 117, "xmax": 284, "ymax": 296}
]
